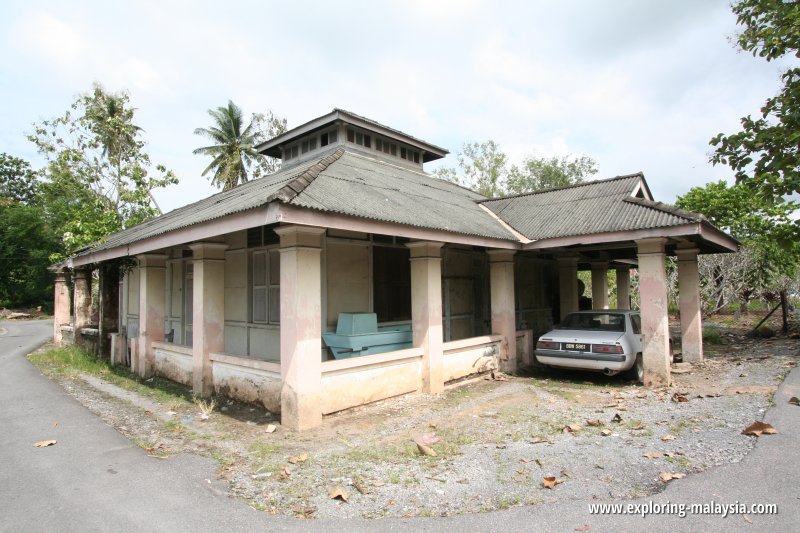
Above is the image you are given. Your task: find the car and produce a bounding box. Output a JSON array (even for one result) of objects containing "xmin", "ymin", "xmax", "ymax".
[{"xmin": 535, "ymin": 310, "xmax": 644, "ymax": 382}]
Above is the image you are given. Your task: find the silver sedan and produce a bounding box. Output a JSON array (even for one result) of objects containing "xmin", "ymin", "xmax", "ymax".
[{"xmin": 535, "ymin": 310, "xmax": 643, "ymax": 381}]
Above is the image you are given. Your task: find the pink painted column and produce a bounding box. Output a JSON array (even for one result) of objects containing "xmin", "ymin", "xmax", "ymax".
[
  {"xmin": 407, "ymin": 241, "xmax": 444, "ymax": 394},
  {"xmin": 488, "ymin": 250, "xmax": 517, "ymax": 373},
  {"xmin": 616, "ymin": 268, "xmax": 631, "ymax": 310},
  {"xmin": 636, "ymin": 238, "xmax": 671, "ymax": 387},
  {"xmin": 190, "ymin": 243, "xmax": 228, "ymax": 397},
  {"xmin": 557, "ymin": 255, "xmax": 579, "ymax": 320},
  {"xmin": 72, "ymin": 268, "xmax": 92, "ymax": 333},
  {"xmin": 277, "ymin": 225, "xmax": 325, "ymax": 431},
  {"xmin": 676, "ymin": 246, "xmax": 703, "ymax": 363},
  {"xmin": 137, "ymin": 254, "xmax": 167, "ymax": 379},
  {"xmin": 53, "ymin": 269, "xmax": 71, "ymax": 345},
  {"xmin": 590, "ymin": 261, "xmax": 609, "ymax": 310}
]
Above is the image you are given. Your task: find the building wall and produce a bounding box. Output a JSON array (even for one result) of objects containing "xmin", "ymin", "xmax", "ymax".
[{"xmin": 514, "ymin": 254, "xmax": 557, "ymax": 337}]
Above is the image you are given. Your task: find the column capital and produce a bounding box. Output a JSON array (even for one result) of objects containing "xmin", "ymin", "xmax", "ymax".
[
  {"xmin": 556, "ymin": 254, "xmax": 580, "ymax": 267},
  {"xmin": 189, "ymin": 242, "xmax": 228, "ymax": 261},
  {"xmin": 590, "ymin": 260, "xmax": 609, "ymax": 270},
  {"xmin": 487, "ymin": 249, "xmax": 516, "ymax": 263},
  {"xmin": 275, "ymin": 224, "xmax": 325, "ymax": 248},
  {"xmin": 636, "ymin": 237, "xmax": 668, "ymax": 256},
  {"xmin": 72, "ymin": 267, "xmax": 89, "ymax": 279},
  {"xmin": 136, "ymin": 253, "xmax": 168, "ymax": 268},
  {"xmin": 675, "ymin": 246, "xmax": 700, "ymax": 261},
  {"xmin": 406, "ymin": 241, "xmax": 444, "ymax": 259}
]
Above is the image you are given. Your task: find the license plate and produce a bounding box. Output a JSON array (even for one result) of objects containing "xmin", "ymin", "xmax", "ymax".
[{"xmin": 563, "ymin": 342, "xmax": 589, "ymax": 351}]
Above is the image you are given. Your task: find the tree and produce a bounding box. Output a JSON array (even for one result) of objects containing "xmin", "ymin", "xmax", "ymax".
[
  {"xmin": 28, "ymin": 85, "xmax": 176, "ymax": 261},
  {"xmin": 434, "ymin": 139, "xmax": 597, "ymax": 197},
  {"xmin": 0, "ymin": 153, "xmax": 59, "ymax": 307},
  {"xmin": 193, "ymin": 101, "xmax": 286, "ymax": 190},
  {"xmin": 710, "ymin": 0, "xmax": 800, "ymax": 231},
  {"xmin": 676, "ymin": 180, "xmax": 799, "ymax": 313},
  {"xmin": 506, "ymin": 154, "xmax": 598, "ymax": 194}
]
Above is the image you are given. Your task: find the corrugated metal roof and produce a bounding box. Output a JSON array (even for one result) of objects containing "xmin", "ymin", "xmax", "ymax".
[
  {"xmin": 76, "ymin": 148, "xmax": 515, "ymax": 257},
  {"xmin": 287, "ymin": 151, "xmax": 515, "ymax": 240},
  {"xmin": 482, "ymin": 174, "xmax": 697, "ymax": 241}
]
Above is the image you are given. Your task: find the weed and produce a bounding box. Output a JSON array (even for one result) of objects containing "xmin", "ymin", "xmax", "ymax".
[{"xmin": 703, "ymin": 326, "xmax": 722, "ymax": 345}]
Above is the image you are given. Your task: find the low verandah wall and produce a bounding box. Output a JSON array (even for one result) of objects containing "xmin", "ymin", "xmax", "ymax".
[
  {"xmin": 152, "ymin": 342, "xmax": 193, "ymax": 387},
  {"xmin": 320, "ymin": 347, "xmax": 424, "ymax": 415},
  {"xmin": 210, "ymin": 352, "xmax": 282, "ymax": 413},
  {"xmin": 443, "ymin": 335, "xmax": 502, "ymax": 384}
]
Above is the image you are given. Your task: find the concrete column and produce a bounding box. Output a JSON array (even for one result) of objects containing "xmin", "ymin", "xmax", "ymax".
[
  {"xmin": 636, "ymin": 238, "xmax": 671, "ymax": 388},
  {"xmin": 53, "ymin": 269, "xmax": 71, "ymax": 346},
  {"xmin": 407, "ymin": 241, "xmax": 445, "ymax": 394},
  {"xmin": 676, "ymin": 246, "xmax": 703, "ymax": 363},
  {"xmin": 190, "ymin": 243, "xmax": 228, "ymax": 397},
  {"xmin": 276, "ymin": 225, "xmax": 325, "ymax": 431},
  {"xmin": 72, "ymin": 268, "xmax": 92, "ymax": 332},
  {"xmin": 616, "ymin": 268, "xmax": 631, "ymax": 310},
  {"xmin": 99, "ymin": 262, "xmax": 120, "ymax": 359},
  {"xmin": 590, "ymin": 261, "xmax": 609, "ymax": 310},
  {"xmin": 557, "ymin": 255, "xmax": 579, "ymax": 320},
  {"xmin": 137, "ymin": 254, "xmax": 167, "ymax": 379},
  {"xmin": 488, "ymin": 250, "xmax": 517, "ymax": 373}
]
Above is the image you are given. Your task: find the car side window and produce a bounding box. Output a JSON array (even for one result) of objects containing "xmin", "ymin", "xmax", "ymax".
[{"xmin": 630, "ymin": 314, "xmax": 641, "ymax": 334}]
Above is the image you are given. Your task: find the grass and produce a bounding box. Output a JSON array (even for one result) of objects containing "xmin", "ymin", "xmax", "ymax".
[
  {"xmin": 703, "ymin": 326, "xmax": 723, "ymax": 345},
  {"xmin": 28, "ymin": 345, "xmax": 194, "ymax": 409}
]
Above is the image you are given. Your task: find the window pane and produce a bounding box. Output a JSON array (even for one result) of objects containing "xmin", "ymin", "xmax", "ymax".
[
  {"xmin": 400, "ymin": 147, "xmax": 407, "ymax": 159},
  {"xmin": 364, "ymin": 134, "xmax": 371, "ymax": 148},
  {"xmin": 413, "ymin": 152, "xmax": 419, "ymax": 163},
  {"xmin": 346, "ymin": 128, "xmax": 354, "ymax": 142},
  {"xmin": 269, "ymin": 250, "xmax": 280, "ymax": 285},
  {"xmin": 291, "ymin": 145, "xmax": 298, "ymax": 158},
  {"xmin": 309, "ymin": 138, "xmax": 317, "ymax": 150},
  {"xmin": 356, "ymin": 132, "xmax": 363, "ymax": 145},
  {"xmin": 269, "ymin": 287, "xmax": 280, "ymax": 323},
  {"xmin": 321, "ymin": 133, "xmax": 329, "ymax": 146},
  {"xmin": 253, "ymin": 288, "xmax": 267, "ymax": 322},
  {"xmin": 253, "ymin": 252, "xmax": 267, "ymax": 285},
  {"xmin": 329, "ymin": 130, "xmax": 338, "ymax": 142},
  {"xmin": 301, "ymin": 140, "xmax": 309, "ymax": 153},
  {"xmin": 390, "ymin": 144, "xmax": 397, "ymax": 156}
]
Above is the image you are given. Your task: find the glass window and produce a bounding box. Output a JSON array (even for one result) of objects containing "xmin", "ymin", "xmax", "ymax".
[
  {"xmin": 630, "ymin": 314, "xmax": 641, "ymax": 334},
  {"xmin": 390, "ymin": 144, "xmax": 397, "ymax": 156},
  {"xmin": 309, "ymin": 137, "xmax": 317, "ymax": 150},
  {"xmin": 291, "ymin": 145, "xmax": 298, "ymax": 158},
  {"xmin": 252, "ymin": 249, "xmax": 281, "ymax": 325},
  {"xmin": 372, "ymin": 246, "xmax": 411, "ymax": 322},
  {"xmin": 329, "ymin": 129, "xmax": 338, "ymax": 143},
  {"xmin": 376, "ymin": 138, "xmax": 382, "ymax": 151},
  {"xmin": 356, "ymin": 131, "xmax": 363, "ymax": 145},
  {"xmin": 556, "ymin": 312, "xmax": 626, "ymax": 332},
  {"xmin": 301, "ymin": 140, "xmax": 309, "ymax": 154},
  {"xmin": 413, "ymin": 152, "xmax": 420, "ymax": 163},
  {"xmin": 346, "ymin": 128, "xmax": 354, "ymax": 143},
  {"xmin": 400, "ymin": 147, "xmax": 407, "ymax": 159},
  {"xmin": 321, "ymin": 133, "xmax": 329, "ymax": 146},
  {"xmin": 364, "ymin": 134, "xmax": 371, "ymax": 148}
]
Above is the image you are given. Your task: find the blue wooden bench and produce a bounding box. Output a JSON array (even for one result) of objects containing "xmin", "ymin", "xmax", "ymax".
[{"xmin": 322, "ymin": 312, "xmax": 413, "ymax": 359}]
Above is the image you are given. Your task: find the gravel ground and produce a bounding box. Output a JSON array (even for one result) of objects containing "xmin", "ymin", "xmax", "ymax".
[{"xmin": 32, "ymin": 326, "xmax": 799, "ymax": 520}]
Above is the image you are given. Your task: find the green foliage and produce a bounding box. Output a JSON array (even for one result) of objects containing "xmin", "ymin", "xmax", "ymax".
[
  {"xmin": 434, "ymin": 139, "xmax": 596, "ymax": 198},
  {"xmin": 507, "ymin": 154, "xmax": 597, "ymax": 194},
  {"xmin": 0, "ymin": 153, "xmax": 39, "ymax": 204},
  {"xmin": 676, "ymin": 180, "xmax": 799, "ymax": 283},
  {"xmin": 710, "ymin": 0, "xmax": 800, "ymax": 237},
  {"xmin": 193, "ymin": 100, "xmax": 286, "ymax": 190},
  {"xmin": 0, "ymin": 153, "xmax": 59, "ymax": 307},
  {"xmin": 27, "ymin": 84, "xmax": 177, "ymax": 260}
]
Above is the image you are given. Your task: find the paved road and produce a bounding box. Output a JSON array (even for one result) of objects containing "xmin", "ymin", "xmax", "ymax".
[{"xmin": 1, "ymin": 320, "xmax": 797, "ymax": 532}]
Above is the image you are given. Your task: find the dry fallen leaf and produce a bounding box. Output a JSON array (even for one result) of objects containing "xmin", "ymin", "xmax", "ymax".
[
  {"xmin": 585, "ymin": 419, "xmax": 603, "ymax": 427},
  {"xmin": 328, "ymin": 486, "xmax": 349, "ymax": 503},
  {"xmin": 611, "ymin": 413, "xmax": 623, "ymax": 423},
  {"xmin": 672, "ymin": 393, "xmax": 689, "ymax": 403},
  {"xmin": 659, "ymin": 472, "xmax": 686, "ymax": 483},
  {"xmin": 542, "ymin": 476, "xmax": 564, "ymax": 489},
  {"xmin": 372, "ymin": 481, "xmax": 385, "ymax": 487},
  {"xmin": 277, "ymin": 466, "xmax": 291, "ymax": 480},
  {"xmin": 742, "ymin": 421, "xmax": 777, "ymax": 436},
  {"xmin": 630, "ymin": 423, "xmax": 645, "ymax": 431},
  {"xmin": 496, "ymin": 443, "xmax": 507, "ymax": 449},
  {"xmin": 414, "ymin": 433, "xmax": 441, "ymax": 447},
  {"xmin": 575, "ymin": 525, "xmax": 591, "ymax": 532},
  {"xmin": 33, "ymin": 440, "xmax": 57, "ymax": 448},
  {"xmin": 643, "ymin": 451, "xmax": 663, "ymax": 459},
  {"xmin": 530, "ymin": 436, "xmax": 548, "ymax": 444},
  {"xmin": 416, "ymin": 442, "xmax": 437, "ymax": 457},
  {"xmin": 265, "ymin": 424, "xmax": 277, "ymax": 433},
  {"xmin": 661, "ymin": 434, "xmax": 676, "ymax": 442},
  {"xmin": 788, "ymin": 397, "xmax": 800, "ymax": 406},
  {"xmin": 563, "ymin": 424, "xmax": 582, "ymax": 433},
  {"xmin": 288, "ymin": 452, "xmax": 308, "ymax": 464},
  {"xmin": 600, "ymin": 429, "xmax": 612, "ymax": 437},
  {"xmin": 353, "ymin": 478, "xmax": 371, "ymax": 495},
  {"xmin": 743, "ymin": 514, "xmax": 753, "ymax": 524}
]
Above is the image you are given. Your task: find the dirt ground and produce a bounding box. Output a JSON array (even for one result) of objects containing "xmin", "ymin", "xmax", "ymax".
[{"xmin": 30, "ymin": 314, "xmax": 799, "ymax": 520}]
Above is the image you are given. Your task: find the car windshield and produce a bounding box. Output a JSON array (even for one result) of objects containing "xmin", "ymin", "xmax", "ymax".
[{"xmin": 556, "ymin": 313, "xmax": 626, "ymax": 332}]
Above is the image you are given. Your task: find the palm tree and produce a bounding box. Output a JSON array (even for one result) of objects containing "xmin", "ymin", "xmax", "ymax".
[{"xmin": 193, "ymin": 100, "xmax": 261, "ymax": 191}]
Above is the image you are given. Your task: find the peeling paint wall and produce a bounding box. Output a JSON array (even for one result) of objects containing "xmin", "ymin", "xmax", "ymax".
[
  {"xmin": 443, "ymin": 342, "xmax": 499, "ymax": 383},
  {"xmin": 153, "ymin": 345, "xmax": 193, "ymax": 386},
  {"xmin": 212, "ymin": 361, "xmax": 282, "ymax": 413}
]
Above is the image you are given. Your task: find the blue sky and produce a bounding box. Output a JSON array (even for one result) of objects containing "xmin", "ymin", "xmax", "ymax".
[{"xmin": 0, "ymin": 0, "xmax": 791, "ymax": 213}]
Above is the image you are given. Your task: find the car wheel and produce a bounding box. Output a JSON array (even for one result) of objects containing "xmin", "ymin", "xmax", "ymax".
[{"xmin": 626, "ymin": 353, "xmax": 644, "ymax": 383}]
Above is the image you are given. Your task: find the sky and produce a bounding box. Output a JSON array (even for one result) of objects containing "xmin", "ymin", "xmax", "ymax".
[{"xmin": 0, "ymin": 0, "xmax": 792, "ymax": 214}]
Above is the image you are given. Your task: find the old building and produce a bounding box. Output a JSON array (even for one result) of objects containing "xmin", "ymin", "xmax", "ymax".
[{"xmin": 53, "ymin": 109, "xmax": 738, "ymax": 430}]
